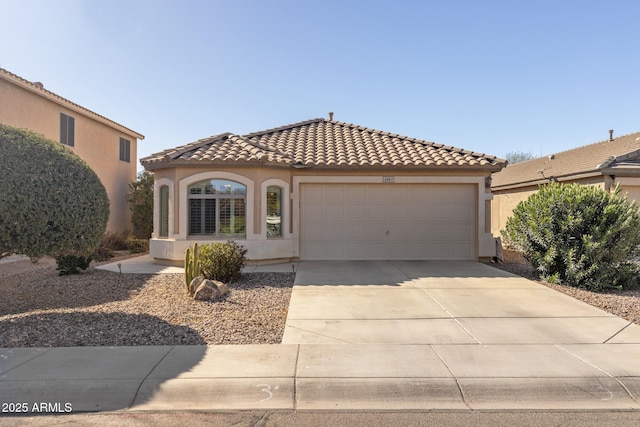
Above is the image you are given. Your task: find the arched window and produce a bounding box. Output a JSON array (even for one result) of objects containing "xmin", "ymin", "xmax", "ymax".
[
  {"xmin": 187, "ymin": 179, "xmax": 246, "ymax": 237},
  {"xmin": 159, "ymin": 185, "xmax": 169, "ymax": 238},
  {"xmin": 266, "ymin": 186, "xmax": 282, "ymax": 238}
]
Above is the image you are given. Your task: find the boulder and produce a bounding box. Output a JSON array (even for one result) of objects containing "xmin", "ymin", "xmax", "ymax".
[
  {"xmin": 188, "ymin": 276, "xmax": 205, "ymax": 297},
  {"xmin": 193, "ymin": 279, "xmax": 229, "ymax": 301}
]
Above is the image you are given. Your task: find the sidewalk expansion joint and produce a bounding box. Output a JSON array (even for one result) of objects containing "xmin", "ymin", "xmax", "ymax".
[
  {"xmin": 293, "ymin": 344, "xmax": 300, "ymax": 411},
  {"xmin": 430, "ymin": 344, "xmax": 472, "ymax": 410},
  {"xmin": 127, "ymin": 345, "xmax": 175, "ymax": 410},
  {"xmin": 555, "ymin": 344, "xmax": 640, "ymax": 405},
  {"xmin": 0, "ymin": 347, "xmax": 54, "ymax": 376}
]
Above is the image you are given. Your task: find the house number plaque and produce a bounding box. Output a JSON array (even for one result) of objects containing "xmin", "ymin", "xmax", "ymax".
[{"xmin": 382, "ymin": 176, "xmax": 395, "ymax": 183}]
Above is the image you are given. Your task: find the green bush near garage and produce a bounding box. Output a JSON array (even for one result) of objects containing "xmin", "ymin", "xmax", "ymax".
[
  {"xmin": 0, "ymin": 124, "xmax": 109, "ymax": 270},
  {"xmin": 503, "ymin": 182, "xmax": 640, "ymax": 291}
]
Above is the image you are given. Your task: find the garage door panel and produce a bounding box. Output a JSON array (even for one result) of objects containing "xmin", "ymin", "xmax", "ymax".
[
  {"xmin": 406, "ymin": 204, "xmax": 431, "ymax": 220},
  {"xmin": 344, "ymin": 185, "xmax": 367, "ymax": 202},
  {"xmin": 302, "ymin": 204, "xmax": 324, "ymax": 221},
  {"xmin": 302, "ymin": 222, "xmax": 324, "ymax": 240},
  {"xmin": 324, "ymin": 223, "xmax": 346, "ymax": 240},
  {"xmin": 430, "ymin": 203, "xmax": 474, "ymax": 221},
  {"xmin": 365, "ymin": 187, "xmax": 389, "ymax": 203},
  {"xmin": 303, "ymin": 186, "xmax": 324, "ymax": 201},
  {"xmin": 344, "ymin": 204, "xmax": 366, "ymax": 220},
  {"xmin": 325, "ymin": 205, "xmax": 344, "ymax": 220},
  {"xmin": 389, "ymin": 204, "xmax": 409, "ymax": 220},
  {"xmin": 300, "ymin": 184, "xmax": 476, "ymax": 260},
  {"xmin": 325, "ymin": 186, "xmax": 345, "ymax": 202},
  {"xmin": 366, "ymin": 204, "xmax": 390, "ymax": 220}
]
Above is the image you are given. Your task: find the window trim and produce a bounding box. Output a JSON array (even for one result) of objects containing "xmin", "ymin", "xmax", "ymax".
[
  {"xmin": 178, "ymin": 172, "xmax": 254, "ymax": 240},
  {"xmin": 159, "ymin": 185, "xmax": 169, "ymax": 238},
  {"xmin": 187, "ymin": 179, "xmax": 247, "ymax": 238},
  {"xmin": 154, "ymin": 178, "xmax": 174, "ymax": 239},
  {"xmin": 261, "ymin": 179, "xmax": 290, "ymax": 239},
  {"xmin": 266, "ymin": 185, "xmax": 283, "ymax": 239}
]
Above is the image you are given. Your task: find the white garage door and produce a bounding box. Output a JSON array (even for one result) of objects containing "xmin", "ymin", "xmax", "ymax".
[{"xmin": 300, "ymin": 184, "xmax": 476, "ymax": 260}]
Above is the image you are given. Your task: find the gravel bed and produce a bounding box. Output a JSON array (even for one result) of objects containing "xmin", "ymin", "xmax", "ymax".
[
  {"xmin": 488, "ymin": 249, "xmax": 640, "ymax": 325},
  {"xmin": 0, "ymin": 256, "xmax": 294, "ymax": 347}
]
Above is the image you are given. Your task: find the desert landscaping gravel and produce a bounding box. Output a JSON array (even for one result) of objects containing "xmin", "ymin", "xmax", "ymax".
[
  {"xmin": 1, "ymin": 251, "xmax": 639, "ymax": 347},
  {"xmin": 0, "ymin": 255, "xmax": 294, "ymax": 347},
  {"xmin": 489, "ymin": 250, "xmax": 640, "ymax": 325}
]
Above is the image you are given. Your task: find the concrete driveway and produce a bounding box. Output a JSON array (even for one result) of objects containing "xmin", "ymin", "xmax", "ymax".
[{"xmin": 283, "ymin": 260, "xmax": 639, "ymax": 345}]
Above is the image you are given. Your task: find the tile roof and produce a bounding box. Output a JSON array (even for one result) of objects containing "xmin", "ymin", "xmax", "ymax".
[
  {"xmin": 141, "ymin": 118, "xmax": 505, "ymax": 170},
  {"xmin": 492, "ymin": 131, "xmax": 640, "ymax": 190},
  {"xmin": 0, "ymin": 67, "xmax": 144, "ymax": 140}
]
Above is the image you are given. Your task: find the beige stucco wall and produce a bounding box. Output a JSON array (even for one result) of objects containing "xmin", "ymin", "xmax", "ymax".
[
  {"xmin": 0, "ymin": 76, "xmax": 141, "ymax": 233},
  {"xmin": 491, "ymin": 177, "xmax": 609, "ymax": 237},
  {"xmin": 150, "ymin": 165, "xmax": 496, "ymax": 263}
]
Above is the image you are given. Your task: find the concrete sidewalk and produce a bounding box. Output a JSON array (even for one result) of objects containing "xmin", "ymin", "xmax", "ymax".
[
  {"xmin": 2, "ymin": 343, "xmax": 640, "ymax": 412},
  {"xmin": 2, "ymin": 260, "xmax": 640, "ymax": 413}
]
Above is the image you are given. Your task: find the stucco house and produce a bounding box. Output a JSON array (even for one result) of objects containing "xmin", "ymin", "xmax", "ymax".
[
  {"xmin": 141, "ymin": 116, "xmax": 506, "ymax": 264},
  {"xmin": 0, "ymin": 67, "xmax": 144, "ymax": 233},
  {"xmin": 491, "ymin": 130, "xmax": 640, "ymax": 236}
]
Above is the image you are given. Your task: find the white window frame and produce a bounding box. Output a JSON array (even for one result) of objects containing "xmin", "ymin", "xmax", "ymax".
[
  {"xmin": 261, "ymin": 178, "xmax": 290, "ymax": 239},
  {"xmin": 153, "ymin": 178, "xmax": 174, "ymax": 239},
  {"xmin": 178, "ymin": 171, "xmax": 255, "ymax": 240},
  {"xmin": 187, "ymin": 179, "xmax": 247, "ymax": 238}
]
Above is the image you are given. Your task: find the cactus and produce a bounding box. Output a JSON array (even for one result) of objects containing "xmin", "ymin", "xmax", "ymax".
[{"xmin": 184, "ymin": 242, "xmax": 201, "ymax": 292}]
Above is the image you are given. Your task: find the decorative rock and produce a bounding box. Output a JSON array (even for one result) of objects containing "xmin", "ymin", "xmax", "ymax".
[
  {"xmin": 188, "ymin": 276, "xmax": 205, "ymax": 297},
  {"xmin": 193, "ymin": 279, "xmax": 229, "ymax": 301}
]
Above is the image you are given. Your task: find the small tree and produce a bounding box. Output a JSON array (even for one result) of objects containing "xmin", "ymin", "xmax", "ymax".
[
  {"xmin": 126, "ymin": 170, "xmax": 154, "ymax": 239},
  {"xmin": 503, "ymin": 182, "xmax": 640, "ymax": 291},
  {"xmin": 0, "ymin": 124, "xmax": 109, "ymax": 262},
  {"xmin": 505, "ymin": 151, "xmax": 535, "ymax": 165}
]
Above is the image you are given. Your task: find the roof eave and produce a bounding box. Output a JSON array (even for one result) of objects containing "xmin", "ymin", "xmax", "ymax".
[
  {"xmin": 0, "ymin": 68, "xmax": 144, "ymax": 140},
  {"xmin": 492, "ymin": 171, "xmax": 604, "ymax": 191}
]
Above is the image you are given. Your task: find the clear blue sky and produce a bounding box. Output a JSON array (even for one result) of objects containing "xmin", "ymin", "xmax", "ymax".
[{"xmin": 2, "ymin": 0, "xmax": 639, "ymax": 171}]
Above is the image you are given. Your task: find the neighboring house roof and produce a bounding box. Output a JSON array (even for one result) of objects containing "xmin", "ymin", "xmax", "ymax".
[
  {"xmin": 141, "ymin": 118, "xmax": 506, "ymax": 171},
  {"xmin": 492, "ymin": 131, "xmax": 640, "ymax": 191},
  {"xmin": 0, "ymin": 67, "xmax": 144, "ymax": 140}
]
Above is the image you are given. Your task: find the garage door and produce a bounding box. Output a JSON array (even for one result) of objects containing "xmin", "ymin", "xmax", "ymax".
[{"xmin": 300, "ymin": 184, "xmax": 476, "ymax": 260}]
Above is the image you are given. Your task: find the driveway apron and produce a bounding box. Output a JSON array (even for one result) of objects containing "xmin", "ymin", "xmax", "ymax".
[{"xmin": 283, "ymin": 260, "xmax": 636, "ymax": 345}]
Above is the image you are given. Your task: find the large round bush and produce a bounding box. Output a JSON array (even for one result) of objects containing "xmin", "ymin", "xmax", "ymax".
[
  {"xmin": 0, "ymin": 124, "xmax": 109, "ymax": 259},
  {"xmin": 503, "ymin": 182, "xmax": 640, "ymax": 291}
]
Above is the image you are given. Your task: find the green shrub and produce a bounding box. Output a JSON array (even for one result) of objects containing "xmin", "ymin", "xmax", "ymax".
[
  {"xmin": 503, "ymin": 182, "xmax": 640, "ymax": 291},
  {"xmin": 198, "ymin": 241, "xmax": 247, "ymax": 283},
  {"xmin": 126, "ymin": 238, "xmax": 148, "ymax": 254},
  {"xmin": 126, "ymin": 171, "xmax": 154, "ymax": 239},
  {"xmin": 56, "ymin": 255, "xmax": 92, "ymax": 275},
  {"xmin": 100, "ymin": 231, "xmax": 131, "ymax": 251},
  {"xmin": 92, "ymin": 246, "xmax": 114, "ymax": 262},
  {"xmin": 0, "ymin": 124, "xmax": 109, "ymax": 262}
]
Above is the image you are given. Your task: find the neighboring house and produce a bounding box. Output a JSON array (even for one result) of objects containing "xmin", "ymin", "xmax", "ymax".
[
  {"xmin": 141, "ymin": 116, "xmax": 506, "ymax": 264},
  {"xmin": 0, "ymin": 67, "xmax": 144, "ymax": 233},
  {"xmin": 491, "ymin": 130, "xmax": 640, "ymax": 236}
]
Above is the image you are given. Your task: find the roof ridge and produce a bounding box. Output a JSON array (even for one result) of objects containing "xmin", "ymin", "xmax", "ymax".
[
  {"xmin": 0, "ymin": 67, "xmax": 144, "ymax": 139},
  {"xmin": 545, "ymin": 130, "xmax": 640, "ymax": 157},
  {"xmin": 332, "ymin": 119, "xmax": 502, "ymax": 160},
  {"xmin": 243, "ymin": 118, "xmax": 325, "ymax": 138}
]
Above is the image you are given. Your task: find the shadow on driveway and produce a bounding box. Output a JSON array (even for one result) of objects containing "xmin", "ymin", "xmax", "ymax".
[{"xmin": 294, "ymin": 260, "xmax": 518, "ymax": 286}]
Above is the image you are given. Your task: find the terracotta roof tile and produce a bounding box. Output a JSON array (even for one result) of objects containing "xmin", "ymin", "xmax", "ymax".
[
  {"xmin": 141, "ymin": 118, "xmax": 505, "ymax": 170},
  {"xmin": 492, "ymin": 131, "xmax": 640, "ymax": 190}
]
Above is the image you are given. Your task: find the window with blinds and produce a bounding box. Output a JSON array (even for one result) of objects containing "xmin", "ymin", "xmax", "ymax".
[{"xmin": 187, "ymin": 179, "xmax": 246, "ymax": 237}]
